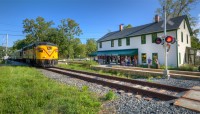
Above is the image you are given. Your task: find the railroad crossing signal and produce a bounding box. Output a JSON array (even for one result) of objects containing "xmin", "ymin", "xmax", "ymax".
[
  {"xmin": 165, "ymin": 36, "xmax": 175, "ymax": 44},
  {"xmin": 155, "ymin": 36, "xmax": 176, "ymax": 45},
  {"xmin": 155, "ymin": 37, "xmax": 164, "ymax": 45}
]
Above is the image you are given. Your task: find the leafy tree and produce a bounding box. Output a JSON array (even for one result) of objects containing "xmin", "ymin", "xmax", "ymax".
[
  {"xmin": 155, "ymin": 0, "xmax": 199, "ymax": 27},
  {"xmin": 86, "ymin": 38, "xmax": 97, "ymax": 56},
  {"xmin": 13, "ymin": 17, "xmax": 83, "ymax": 59},
  {"xmin": 58, "ymin": 18, "xmax": 82, "ymax": 59},
  {"xmin": 156, "ymin": 0, "xmax": 200, "ymax": 49},
  {"xmin": 124, "ymin": 24, "xmax": 133, "ymax": 29},
  {"xmin": 191, "ymin": 36, "xmax": 200, "ymax": 49},
  {"xmin": 0, "ymin": 46, "xmax": 5, "ymax": 59},
  {"xmin": 23, "ymin": 16, "xmax": 54, "ymax": 42}
]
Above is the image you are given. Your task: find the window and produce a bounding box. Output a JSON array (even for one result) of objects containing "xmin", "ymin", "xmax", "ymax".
[
  {"xmin": 181, "ymin": 32, "xmax": 183, "ymax": 42},
  {"xmin": 118, "ymin": 39, "xmax": 122, "ymax": 46},
  {"xmin": 111, "ymin": 40, "xmax": 114, "ymax": 47},
  {"xmin": 152, "ymin": 53, "xmax": 158, "ymax": 64},
  {"xmin": 126, "ymin": 37, "xmax": 130, "ymax": 46},
  {"xmin": 141, "ymin": 35, "xmax": 146, "ymax": 44},
  {"xmin": 141, "ymin": 53, "xmax": 146, "ymax": 63},
  {"xmin": 152, "ymin": 33, "xmax": 157, "ymax": 43},
  {"xmin": 179, "ymin": 53, "xmax": 181, "ymax": 64},
  {"xmin": 187, "ymin": 34, "xmax": 188, "ymax": 44},
  {"xmin": 99, "ymin": 42, "xmax": 102, "ymax": 48}
]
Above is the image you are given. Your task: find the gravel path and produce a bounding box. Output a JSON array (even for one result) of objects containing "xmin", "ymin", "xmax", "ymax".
[{"xmin": 38, "ymin": 69, "xmax": 200, "ymax": 114}]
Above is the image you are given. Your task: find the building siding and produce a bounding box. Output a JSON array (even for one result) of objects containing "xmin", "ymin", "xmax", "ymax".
[
  {"xmin": 97, "ymin": 19, "xmax": 191, "ymax": 67},
  {"xmin": 98, "ymin": 31, "xmax": 178, "ymax": 67},
  {"xmin": 177, "ymin": 19, "xmax": 191, "ymax": 66}
]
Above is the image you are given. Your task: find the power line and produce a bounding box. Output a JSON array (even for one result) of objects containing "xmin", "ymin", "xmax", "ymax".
[
  {"xmin": 0, "ymin": 34, "xmax": 25, "ymax": 36},
  {"xmin": 0, "ymin": 29, "xmax": 22, "ymax": 32}
]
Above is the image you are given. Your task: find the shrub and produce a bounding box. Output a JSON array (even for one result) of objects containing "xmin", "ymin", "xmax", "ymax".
[{"xmin": 177, "ymin": 64, "xmax": 197, "ymax": 71}]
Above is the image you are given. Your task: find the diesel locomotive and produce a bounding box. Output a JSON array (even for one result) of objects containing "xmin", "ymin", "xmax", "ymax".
[{"xmin": 11, "ymin": 42, "xmax": 58, "ymax": 67}]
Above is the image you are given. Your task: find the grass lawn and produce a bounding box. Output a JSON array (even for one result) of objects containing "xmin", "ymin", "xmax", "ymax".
[
  {"xmin": 57, "ymin": 61, "xmax": 159, "ymax": 79},
  {"xmin": 0, "ymin": 66, "xmax": 101, "ymax": 114}
]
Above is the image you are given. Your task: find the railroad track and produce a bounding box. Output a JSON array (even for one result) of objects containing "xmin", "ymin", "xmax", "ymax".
[
  {"xmin": 92, "ymin": 65, "xmax": 200, "ymax": 80},
  {"xmin": 44, "ymin": 67, "xmax": 190, "ymax": 101}
]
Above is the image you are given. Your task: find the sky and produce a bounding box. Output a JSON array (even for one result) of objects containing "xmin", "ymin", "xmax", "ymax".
[{"xmin": 0, "ymin": 0, "xmax": 200, "ymax": 47}]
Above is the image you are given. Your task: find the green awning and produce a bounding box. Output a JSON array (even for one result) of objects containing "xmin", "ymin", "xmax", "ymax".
[
  {"xmin": 88, "ymin": 52, "xmax": 98, "ymax": 57},
  {"xmin": 97, "ymin": 49, "xmax": 138, "ymax": 56}
]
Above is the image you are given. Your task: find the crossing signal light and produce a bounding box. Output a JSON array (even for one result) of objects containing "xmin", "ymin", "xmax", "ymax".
[
  {"xmin": 155, "ymin": 37, "xmax": 164, "ymax": 45},
  {"xmin": 165, "ymin": 36, "xmax": 175, "ymax": 44}
]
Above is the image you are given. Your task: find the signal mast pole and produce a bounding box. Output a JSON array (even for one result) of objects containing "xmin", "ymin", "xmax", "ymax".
[{"xmin": 163, "ymin": 0, "xmax": 170, "ymax": 79}]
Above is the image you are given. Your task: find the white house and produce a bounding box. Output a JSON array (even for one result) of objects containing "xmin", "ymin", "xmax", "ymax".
[{"xmin": 96, "ymin": 15, "xmax": 192, "ymax": 67}]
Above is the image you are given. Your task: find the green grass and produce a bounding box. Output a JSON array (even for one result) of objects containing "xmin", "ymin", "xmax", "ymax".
[
  {"xmin": 105, "ymin": 91, "xmax": 116, "ymax": 101},
  {"xmin": 57, "ymin": 63, "xmax": 155, "ymax": 79},
  {"xmin": 0, "ymin": 66, "xmax": 101, "ymax": 114}
]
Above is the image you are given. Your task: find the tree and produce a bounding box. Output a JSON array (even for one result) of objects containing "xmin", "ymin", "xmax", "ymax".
[
  {"xmin": 156, "ymin": 0, "xmax": 200, "ymax": 49},
  {"xmin": 23, "ymin": 16, "xmax": 54, "ymax": 42},
  {"xmin": 124, "ymin": 24, "xmax": 133, "ymax": 29},
  {"xmin": 13, "ymin": 17, "xmax": 83, "ymax": 59},
  {"xmin": 0, "ymin": 46, "xmax": 5, "ymax": 59},
  {"xmin": 191, "ymin": 36, "xmax": 200, "ymax": 49},
  {"xmin": 58, "ymin": 18, "xmax": 82, "ymax": 59},
  {"xmin": 86, "ymin": 38, "xmax": 97, "ymax": 56},
  {"xmin": 155, "ymin": 0, "xmax": 199, "ymax": 27}
]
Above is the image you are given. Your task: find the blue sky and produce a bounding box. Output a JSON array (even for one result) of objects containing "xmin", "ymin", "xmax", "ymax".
[{"xmin": 0, "ymin": 0, "xmax": 200, "ymax": 47}]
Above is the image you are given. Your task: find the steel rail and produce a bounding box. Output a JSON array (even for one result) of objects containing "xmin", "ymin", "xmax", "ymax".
[
  {"xmin": 52, "ymin": 67, "xmax": 189, "ymax": 92},
  {"xmin": 45, "ymin": 67, "xmax": 184, "ymax": 101}
]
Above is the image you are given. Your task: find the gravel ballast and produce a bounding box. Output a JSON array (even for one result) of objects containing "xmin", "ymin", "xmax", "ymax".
[{"xmin": 39, "ymin": 69, "xmax": 200, "ymax": 114}]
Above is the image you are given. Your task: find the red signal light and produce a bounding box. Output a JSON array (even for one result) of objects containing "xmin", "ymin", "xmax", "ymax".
[{"xmin": 165, "ymin": 36, "xmax": 175, "ymax": 44}]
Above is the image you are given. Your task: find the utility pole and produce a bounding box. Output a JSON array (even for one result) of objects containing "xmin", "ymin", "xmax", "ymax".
[
  {"xmin": 5, "ymin": 34, "xmax": 8, "ymax": 64},
  {"xmin": 163, "ymin": 0, "xmax": 170, "ymax": 79}
]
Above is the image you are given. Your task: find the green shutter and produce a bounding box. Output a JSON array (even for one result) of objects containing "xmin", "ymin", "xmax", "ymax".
[
  {"xmin": 126, "ymin": 37, "xmax": 130, "ymax": 46},
  {"xmin": 141, "ymin": 35, "xmax": 146, "ymax": 44},
  {"xmin": 118, "ymin": 39, "xmax": 122, "ymax": 46},
  {"xmin": 111, "ymin": 40, "xmax": 114, "ymax": 47},
  {"xmin": 152, "ymin": 33, "xmax": 157, "ymax": 43},
  {"xmin": 100, "ymin": 42, "xmax": 102, "ymax": 48}
]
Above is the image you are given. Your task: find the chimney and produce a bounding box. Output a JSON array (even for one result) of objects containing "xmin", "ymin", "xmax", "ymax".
[
  {"xmin": 119, "ymin": 24, "xmax": 123, "ymax": 31},
  {"xmin": 155, "ymin": 15, "xmax": 160, "ymax": 23}
]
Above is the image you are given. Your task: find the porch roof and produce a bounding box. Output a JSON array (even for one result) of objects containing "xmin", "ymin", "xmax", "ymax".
[{"xmin": 97, "ymin": 49, "xmax": 138, "ymax": 56}]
